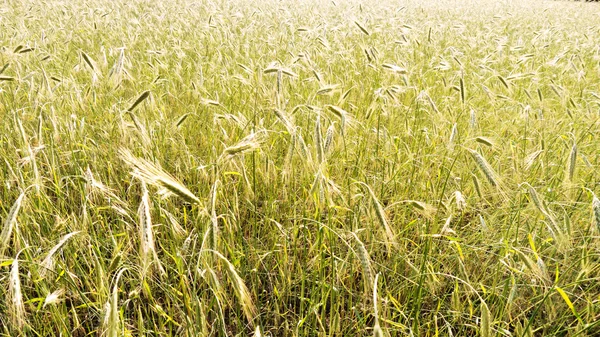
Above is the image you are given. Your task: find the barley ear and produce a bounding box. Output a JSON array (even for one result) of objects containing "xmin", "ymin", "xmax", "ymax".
[
  {"xmin": 138, "ymin": 183, "xmax": 164, "ymax": 279},
  {"xmin": 9, "ymin": 251, "xmax": 26, "ymax": 330},
  {"xmin": 359, "ymin": 182, "xmax": 395, "ymax": 247},
  {"xmin": 104, "ymin": 268, "xmax": 127, "ymax": 337},
  {"xmin": 40, "ymin": 231, "xmax": 81, "ymax": 277},
  {"xmin": 480, "ymin": 301, "xmax": 491, "ymax": 337},
  {"xmin": 468, "ymin": 149, "xmax": 499, "ymax": 187},
  {"xmin": 372, "ymin": 273, "xmax": 384, "ymax": 337},
  {"xmin": 1, "ymin": 192, "xmax": 26, "ymax": 257},
  {"xmin": 205, "ymin": 250, "xmax": 257, "ymax": 324},
  {"xmin": 592, "ymin": 194, "xmax": 600, "ymax": 233},
  {"xmin": 120, "ymin": 148, "xmax": 200, "ymax": 204},
  {"xmin": 565, "ymin": 143, "xmax": 577, "ymax": 183},
  {"xmin": 350, "ymin": 232, "xmax": 374, "ymax": 292},
  {"xmin": 127, "ymin": 90, "xmax": 150, "ymax": 112}
]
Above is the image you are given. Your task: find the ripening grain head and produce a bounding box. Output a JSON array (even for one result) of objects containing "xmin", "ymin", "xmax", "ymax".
[
  {"xmin": 9, "ymin": 252, "xmax": 25, "ymax": 330},
  {"xmin": 120, "ymin": 149, "xmax": 200, "ymax": 204},
  {"xmin": 1, "ymin": 192, "xmax": 25, "ymax": 257}
]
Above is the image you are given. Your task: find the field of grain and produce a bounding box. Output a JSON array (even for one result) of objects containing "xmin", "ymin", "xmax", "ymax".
[{"xmin": 1, "ymin": 0, "xmax": 600, "ymax": 335}]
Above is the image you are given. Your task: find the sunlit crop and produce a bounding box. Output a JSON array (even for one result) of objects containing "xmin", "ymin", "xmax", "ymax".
[{"xmin": 1, "ymin": 0, "xmax": 600, "ymax": 335}]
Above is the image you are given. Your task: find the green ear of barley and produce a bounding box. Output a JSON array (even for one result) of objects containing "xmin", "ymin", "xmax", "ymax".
[
  {"xmin": 280, "ymin": 68, "xmax": 298, "ymax": 77},
  {"xmin": 480, "ymin": 301, "xmax": 491, "ymax": 337},
  {"xmin": 468, "ymin": 149, "xmax": 499, "ymax": 187},
  {"xmin": 317, "ymin": 84, "xmax": 339, "ymax": 95},
  {"xmin": 222, "ymin": 131, "xmax": 265, "ymax": 159},
  {"xmin": 126, "ymin": 111, "xmax": 151, "ymax": 146},
  {"xmin": 43, "ymin": 288, "xmax": 66, "ymax": 308},
  {"xmin": 475, "ymin": 137, "xmax": 494, "ymax": 148},
  {"xmin": 263, "ymin": 66, "xmax": 279, "ymax": 74},
  {"xmin": 205, "ymin": 249, "xmax": 257, "ymax": 323},
  {"xmin": 0, "ymin": 63, "xmax": 8, "ymax": 75},
  {"xmin": 526, "ymin": 184, "xmax": 565, "ymax": 244},
  {"xmin": 470, "ymin": 109, "xmax": 477, "ymax": 128},
  {"xmin": 550, "ymin": 84, "xmax": 562, "ymax": 98},
  {"xmin": 120, "ymin": 149, "xmax": 200, "ymax": 204},
  {"xmin": 104, "ymin": 268, "xmax": 127, "ymax": 337},
  {"xmin": 454, "ymin": 191, "xmax": 466, "ymax": 211},
  {"xmin": 566, "ymin": 143, "xmax": 577, "ymax": 183},
  {"xmin": 127, "ymin": 90, "xmax": 151, "ymax": 112},
  {"xmin": 315, "ymin": 114, "xmax": 324, "ymax": 164},
  {"xmin": 175, "ymin": 113, "xmax": 190, "ymax": 127},
  {"xmin": 448, "ymin": 123, "xmax": 457, "ymax": 150},
  {"xmin": 526, "ymin": 184, "xmax": 551, "ymax": 218},
  {"xmin": 354, "ymin": 21, "xmax": 370, "ymax": 35},
  {"xmin": 337, "ymin": 88, "xmax": 353, "ymax": 106},
  {"xmin": 138, "ymin": 183, "xmax": 164, "ymax": 279},
  {"xmin": 323, "ymin": 123, "xmax": 335, "ymax": 155},
  {"xmin": 326, "ymin": 105, "xmax": 353, "ymax": 131},
  {"xmin": 350, "ymin": 232, "xmax": 374, "ymax": 289},
  {"xmin": 497, "ymin": 75, "xmax": 509, "ymax": 89},
  {"xmin": 274, "ymin": 109, "xmax": 295, "ymax": 134},
  {"xmin": 403, "ymin": 200, "xmax": 436, "ymax": 218},
  {"xmin": 81, "ymin": 51, "xmax": 96, "ymax": 72},
  {"xmin": 514, "ymin": 248, "xmax": 549, "ymax": 283},
  {"xmin": 9, "ymin": 252, "xmax": 25, "ymax": 330},
  {"xmin": 420, "ymin": 91, "xmax": 440, "ymax": 114},
  {"xmin": 1, "ymin": 192, "xmax": 26, "ymax": 257},
  {"xmin": 360, "ymin": 182, "xmax": 395, "ymax": 245},
  {"xmin": 592, "ymin": 195, "xmax": 600, "ymax": 233},
  {"xmin": 382, "ymin": 63, "xmax": 408, "ymax": 74},
  {"xmin": 459, "ymin": 77, "xmax": 466, "ymax": 104},
  {"xmin": 372, "ymin": 273, "xmax": 384, "ymax": 337},
  {"xmin": 524, "ymin": 150, "xmax": 543, "ymax": 171},
  {"xmin": 40, "ymin": 231, "xmax": 81, "ymax": 277},
  {"xmin": 209, "ymin": 180, "xmax": 220, "ymax": 250}
]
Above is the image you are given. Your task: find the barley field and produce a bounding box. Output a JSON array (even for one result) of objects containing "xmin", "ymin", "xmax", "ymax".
[{"xmin": 1, "ymin": 0, "xmax": 600, "ymax": 335}]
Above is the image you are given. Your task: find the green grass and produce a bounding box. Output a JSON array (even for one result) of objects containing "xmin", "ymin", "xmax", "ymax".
[{"xmin": 1, "ymin": 0, "xmax": 600, "ymax": 335}]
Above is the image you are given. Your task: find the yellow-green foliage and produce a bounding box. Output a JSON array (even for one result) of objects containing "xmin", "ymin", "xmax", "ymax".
[{"xmin": 1, "ymin": 0, "xmax": 600, "ymax": 336}]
